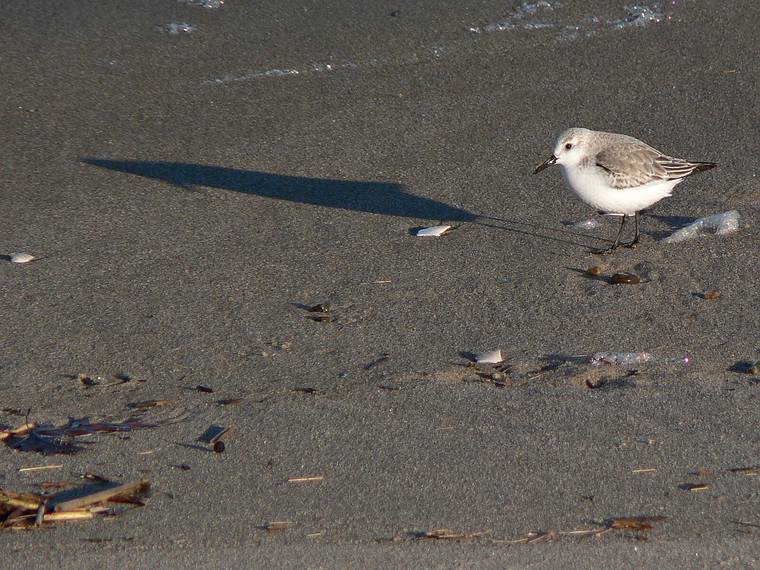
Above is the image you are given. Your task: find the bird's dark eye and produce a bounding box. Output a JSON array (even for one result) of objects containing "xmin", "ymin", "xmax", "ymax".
[{"xmin": 565, "ymin": 143, "xmax": 573, "ymax": 150}]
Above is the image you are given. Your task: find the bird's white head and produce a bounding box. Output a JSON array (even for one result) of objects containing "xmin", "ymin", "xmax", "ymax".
[{"xmin": 534, "ymin": 127, "xmax": 592, "ymax": 174}]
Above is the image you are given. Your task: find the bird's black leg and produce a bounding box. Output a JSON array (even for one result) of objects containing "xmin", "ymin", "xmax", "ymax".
[
  {"xmin": 592, "ymin": 215, "xmax": 626, "ymax": 254},
  {"xmin": 621, "ymin": 212, "xmax": 640, "ymax": 248}
]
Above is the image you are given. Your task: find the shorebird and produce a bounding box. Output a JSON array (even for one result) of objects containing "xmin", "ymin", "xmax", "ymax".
[{"xmin": 534, "ymin": 128, "xmax": 716, "ymax": 253}]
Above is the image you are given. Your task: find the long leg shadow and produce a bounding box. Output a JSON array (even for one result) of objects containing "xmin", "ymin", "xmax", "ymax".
[
  {"xmin": 473, "ymin": 217, "xmax": 604, "ymax": 249},
  {"xmin": 82, "ymin": 159, "xmax": 601, "ymax": 249}
]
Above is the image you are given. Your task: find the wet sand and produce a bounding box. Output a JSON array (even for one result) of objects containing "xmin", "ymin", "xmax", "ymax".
[{"xmin": 1, "ymin": 1, "xmax": 759, "ymax": 567}]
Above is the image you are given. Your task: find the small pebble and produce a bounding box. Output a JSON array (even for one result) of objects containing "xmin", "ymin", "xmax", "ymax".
[
  {"xmin": 702, "ymin": 290, "xmax": 721, "ymax": 300},
  {"xmin": 213, "ymin": 441, "xmax": 225, "ymax": 453},
  {"xmin": 196, "ymin": 384, "xmax": 214, "ymax": 393},
  {"xmin": 309, "ymin": 303, "xmax": 330, "ymax": 313},
  {"xmin": 491, "ymin": 371, "xmax": 506, "ymax": 382},
  {"xmin": 586, "ymin": 265, "xmax": 605, "ymax": 276},
  {"xmin": 611, "ymin": 272, "xmax": 640, "ymax": 285},
  {"xmin": 10, "ymin": 253, "xmax": 35, "ymax": 264}
]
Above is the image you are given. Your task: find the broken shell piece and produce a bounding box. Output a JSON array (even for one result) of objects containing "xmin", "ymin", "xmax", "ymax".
[
  {"xmin": 10, "ymin": 253, "xmax": 35, "ymax": 263},
  {"xmin": 416, "ymin": 225, "xmax": 451, "ymax": 237},
  {"xmin": 611, "ymin": 272, "xmax": 640, "ymax": 285},
  {"xmin": 475, "ymin": 350, "xmax": 503, "ymax": 365},
  {"xmin": 309, "ymin": 314, "xmax": 331, "ymax": 323}
]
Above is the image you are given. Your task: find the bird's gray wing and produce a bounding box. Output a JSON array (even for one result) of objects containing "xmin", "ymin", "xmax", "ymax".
[
  {"xmin": 596, "ymin": 141, "xmax": 715, "ymax": 189},
  {"xmin": 654, "ymin": 156, "xmax": 717, "ymax": 179},
  {"xmin": 594, "ymin": 143, "xmax": 668, "ymax": 189}
]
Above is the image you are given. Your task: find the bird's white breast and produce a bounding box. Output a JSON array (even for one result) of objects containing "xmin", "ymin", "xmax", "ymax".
[{"xmin": 560, "ymin": 165, "xmax": 679, "ymax": 216}]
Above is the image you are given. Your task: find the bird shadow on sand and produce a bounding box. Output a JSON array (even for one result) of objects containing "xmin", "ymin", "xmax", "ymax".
[
  {"xmin": 82, "ymin": 159, "xmax": 476, "ymax": 221},
  {"xmin": 82, "ymin": 159, "xmax": 603, "ymax": 250}
]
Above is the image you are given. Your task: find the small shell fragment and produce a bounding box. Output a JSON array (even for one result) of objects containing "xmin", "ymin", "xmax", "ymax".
[
  {"xmin": 702, "ymin": 290, "xmax": 721, "ymax": 300},
  {"xmin": 10, "ymin": 253, "xmax": 35, "ymax": 264},
  {"xmin": 416, "ymin": 225, "xmax": 451, "ymax": 237},
  {"xmin": 611, "ymin": 272, "xmax": 640, "ymax": 285},
  {"xmin": 309, "ymin": 314, "xmax": 331, "ymax": 323},
  {"xmin": 586, "ymin": 265, "xmax": 605, "ymax": 276},
  {"xmin": 475, "ymin": 350, "xmax": 503, "ymax": 364}
]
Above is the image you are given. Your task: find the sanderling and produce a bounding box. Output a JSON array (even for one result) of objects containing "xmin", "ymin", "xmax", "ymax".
[{"xmin": 533, "ymin": 128, "xmax": 716, "ymax": 253}]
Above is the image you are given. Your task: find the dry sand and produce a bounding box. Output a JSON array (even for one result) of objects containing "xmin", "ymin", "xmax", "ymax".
[{"xmin": 1, "ymin": 0, "xmax": 759, "ymax": 567}]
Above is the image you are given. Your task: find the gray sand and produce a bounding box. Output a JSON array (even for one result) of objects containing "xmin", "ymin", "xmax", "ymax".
[{"xmin": 1, "ymin": 1, "xmax": 759, "ymax": 567}]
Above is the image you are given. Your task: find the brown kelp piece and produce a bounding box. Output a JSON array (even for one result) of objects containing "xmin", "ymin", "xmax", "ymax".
[
  {"xmin": 608, "ymin": 516, "xmax": 666, "ymax": 531},
  {"xmin": 0, "ymin": 422, "xmax": 37, "ymax": 442},
  {"xmin": 78, "ymin": 374, "xmax": 99, "ymax": 387},
  {"xmin": 413, "ymin": 528, "xmax": 489, "ymax": 541},
  {"xmin": 2, "ymin": 417, "xmax": 157, "ymax": 455},
  {"xmin": 263, "ymin": 521, "xmax": 294, "ymax": 531},
  {"xmin": 128, "ymin": 400, "xmax": 172, "ymax": 410},
  {"xmin": 728, "ymin": 466, "xmax": 759, "ymax": 476},
  {"xmin": 680, "ymin": 483, "xmax": 709, "ymax": 492}
]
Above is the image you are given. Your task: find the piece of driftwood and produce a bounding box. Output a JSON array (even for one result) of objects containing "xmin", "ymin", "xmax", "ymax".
[{"xmin": 54, "ymin": 480, "xmax": 149, "ymax": 512}]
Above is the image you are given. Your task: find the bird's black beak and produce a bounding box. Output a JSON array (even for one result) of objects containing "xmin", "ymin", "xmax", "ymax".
[{"xmin": 533, "ymin": 155, "xmax": 557, "ymax": 174}]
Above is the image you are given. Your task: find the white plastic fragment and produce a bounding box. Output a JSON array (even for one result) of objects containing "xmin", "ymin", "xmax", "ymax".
[
  {"xmin": 178, "ymin": 0, "xmax": 223, "ymax": 7},
  {"xmin": 590, "ymin": 352, "xmax": 690, "ymax": 366},
  {"xmin": 590, "ymin": 352, "xmax": 651, "ymax": 366},
  {"xmin": 159, "ymin": 22, "xmax": 197, "ymax": 34},
  {"xmin": 660, "ymin": 210, "xmax": 740, "ymax": 244},
  {"xmin": 10, "ymin": 253, "xmax": 35, "ymax": 264},
  {"xmin": 569, "ymin": 219, "xmax": 600, "ymax": 231},
  {"xmin": 608, "ymin": 4, "xmax": 663, "ymax": 29},
  {"xmin": 416, "ymin": 225, "xmax": 452, "ymax": 237},
  {"xmin": 475, "ymin": 350, "xmax": 503, "ymax": 365}
]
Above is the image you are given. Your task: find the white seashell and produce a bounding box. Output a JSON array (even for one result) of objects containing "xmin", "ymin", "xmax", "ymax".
[
  {"xmin": 475, "ymin": 349, "xmax": 503, "ymax": 364},
  {"xmin": 10, "ymin": 253, "xmax": 35, "ymax": 264},
  {"xmin": 416, "ymin": 225, "xmax": 451, "ymax": 237}
]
